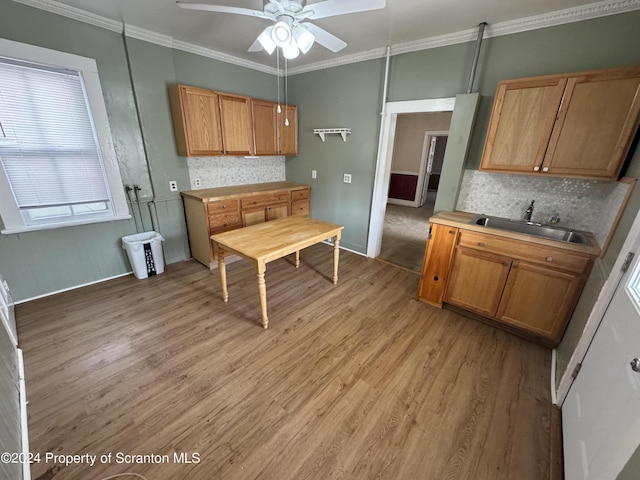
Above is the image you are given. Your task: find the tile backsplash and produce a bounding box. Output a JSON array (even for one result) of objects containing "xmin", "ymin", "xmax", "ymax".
[
  {"xmin": 187, "ymin": 156, "xmax": 286, "ymax": 189},
  {"xmin": 456, "ymin": 170, "xmax": 633, "ymax": 248}
]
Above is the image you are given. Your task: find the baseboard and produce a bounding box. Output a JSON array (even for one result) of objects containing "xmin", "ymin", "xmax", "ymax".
[{"xmin": 14, "ymin": 271, "xmax": 133, "ymax": 304}]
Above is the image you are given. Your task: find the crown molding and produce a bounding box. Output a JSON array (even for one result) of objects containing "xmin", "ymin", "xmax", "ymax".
[
  {"xmin": 288, "ymin": 0, "xmax": 640, "ymax": 75},
  {"xmin": 11, "ymin": 0, "xmax": 122, "ymax": 33},
  {"xmin": 123, "ymin": 24, "xmax": 173, "ymax": 49},
  {"xmin": 170, "ymin": 39, "xmax": 278, "ymax": 76},
  {"xmin": 10, "ymin": 0, "xmax": 640, "ymax": 77}
]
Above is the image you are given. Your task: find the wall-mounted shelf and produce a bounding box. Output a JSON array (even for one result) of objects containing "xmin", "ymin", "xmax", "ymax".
[{"xmin": 314, "ymin": 128, "xmax": 351, "ymax": 142}]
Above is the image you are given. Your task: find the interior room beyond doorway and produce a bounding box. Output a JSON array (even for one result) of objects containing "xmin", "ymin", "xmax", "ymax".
[{"xmin": 378, "ymin": 112, "xmax": 452, "ymax": 271}]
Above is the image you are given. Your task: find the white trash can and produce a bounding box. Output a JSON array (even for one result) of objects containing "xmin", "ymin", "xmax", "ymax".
[{"xmin": 122, "ymin": 231, "xmax": 165, "ymax": 279}]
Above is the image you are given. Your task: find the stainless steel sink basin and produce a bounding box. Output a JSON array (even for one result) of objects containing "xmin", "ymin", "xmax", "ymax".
[{"xmin": 470, "ymin": 215, "xmax": 592, "ymax": 245}]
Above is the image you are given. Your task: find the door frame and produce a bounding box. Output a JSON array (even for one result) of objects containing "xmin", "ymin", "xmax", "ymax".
[
  {"xmin": 557, "ymin": 204, "xmax": 640, "ymax": 405},
  {"xmin": 367, "ymin": 98, "xmax": 456, "ymax": 258}
]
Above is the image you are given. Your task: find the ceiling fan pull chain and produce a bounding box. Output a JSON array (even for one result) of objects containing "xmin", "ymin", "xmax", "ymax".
[
  {"xmin": 276, "ymin": 49, "xmax": 281, "ymax": 113},
  {"xmin": 284, "ymin": 57, "xmax": 289, "ymax": 126}
]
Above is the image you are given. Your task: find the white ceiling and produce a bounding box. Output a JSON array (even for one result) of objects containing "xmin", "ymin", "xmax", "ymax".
[{"xmin": 15, "ymin": 0, "xmax": 640, "ymax": 74}]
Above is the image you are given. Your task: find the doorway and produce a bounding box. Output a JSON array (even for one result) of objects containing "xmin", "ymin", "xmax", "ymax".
[
  {"xmin": 367, "ymin": 94, "xmax": 480, "ymax": 262},
  {"xmin": 379, "ymin": 113, "xmax": 452, "ymax": 271}
]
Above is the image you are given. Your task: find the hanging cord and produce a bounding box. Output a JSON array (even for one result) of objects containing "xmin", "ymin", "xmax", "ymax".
[
  {"xmin": 284, "ymin": 58, "xmax": 289, "ymax": 127},
  {"xmin": 124, "ymin": 185, "xmax": 141, "ymax": 233},
  {"xmin": 276, "ymin": 49, "xmax": 281, "ymax": 114},
  {"xmin": 133, "ymin": 185, "xmax": 147, "ymax": 232}
]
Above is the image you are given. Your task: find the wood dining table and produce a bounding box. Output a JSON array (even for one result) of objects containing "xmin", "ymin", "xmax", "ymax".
[{"xmin": 210, "ymin": 216, "xmax": 344, "ymax": 329}]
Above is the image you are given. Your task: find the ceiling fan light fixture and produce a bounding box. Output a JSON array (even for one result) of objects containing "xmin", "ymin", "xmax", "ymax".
[
  {"xmin": 282, "ymin": 40, "xmax": 300, "ymax": 59},
  {"xmin": 257, "ymin": 26, "xmax": 276, "ymax": 55},
  {"xmin": 271, "ymin": 20, "xmax": 292, "ymax": 47},
  {"xmin": 293, "ymin": 25, "xmax": 314, "ymax": 54}
]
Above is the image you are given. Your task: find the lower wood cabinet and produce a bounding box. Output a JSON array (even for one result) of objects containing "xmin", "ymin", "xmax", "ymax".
[
  {"xmin": 418, "ymin": 222, "xmax": 595, "ymax": 346},
  {"xmin": 240, "ymin": 191, "xmax": 290, "ymax": 226},
  {"xmin": 444, "ymin": 247, "xmax": 511, "ymax": 317},
  {"xmin": 182, "ymin": 182, "xmax": 310, "ymax": 268}
]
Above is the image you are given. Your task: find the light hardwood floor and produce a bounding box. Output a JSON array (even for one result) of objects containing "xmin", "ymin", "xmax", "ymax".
[{"xmin": 17, "ymin": 244, "xmax": 558, "ymax": 480}]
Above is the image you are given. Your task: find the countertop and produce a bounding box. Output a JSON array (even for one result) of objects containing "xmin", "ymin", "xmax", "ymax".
[
  {"xmin": 181, "ymin": 181, "xmax": 310, "ymax": 202},
  {"xmin": 431, "ymin": 211, "xmax": 601, "ymax": 257}
]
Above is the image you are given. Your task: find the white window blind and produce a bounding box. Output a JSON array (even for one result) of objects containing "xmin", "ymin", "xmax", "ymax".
[{"xmin": 0, "ymin": 58, "xmax": 111, "ymax": 213}]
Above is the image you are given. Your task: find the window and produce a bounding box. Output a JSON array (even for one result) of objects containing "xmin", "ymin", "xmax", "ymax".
[{"xmin": 0, "ymin": 39, "xmax": 129, "ymax": 233}]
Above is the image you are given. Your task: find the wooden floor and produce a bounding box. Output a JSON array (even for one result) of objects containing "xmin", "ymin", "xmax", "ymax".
[{"xmin": 17, "ymin": 244, "xmax": 557, "ymax": 480}]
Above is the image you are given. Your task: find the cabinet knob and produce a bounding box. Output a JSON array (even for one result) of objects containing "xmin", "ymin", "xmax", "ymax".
[
  {"xmin": 542, "ymin": 167, "xmax": 549, "ymax": 172},
  {"xmin": 533, "ymin": 166, "xmax": 540, "ymax": 172},
  {"xmin": 223, "ymin": 205, "xmax": 226, "ymax": 208},
  {"xmin": 546, "ymin": 256, "xmax": 553, "ymax": 262},
  {"xmin": 449, "ymin": 230, "xmax": 456, "ymax": 235},
  {"xmin": 478, "ymin": 242, "xmax": 485, "ymax": 247}
]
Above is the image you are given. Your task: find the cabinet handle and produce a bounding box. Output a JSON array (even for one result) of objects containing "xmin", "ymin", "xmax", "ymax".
[{"xmin": 546, "ymin": 256, "xmax": 553, "ymax": 262}]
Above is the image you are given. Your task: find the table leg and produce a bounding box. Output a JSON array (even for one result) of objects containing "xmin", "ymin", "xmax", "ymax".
[
  {"xmin": 256, "ymin": 263, "xmax": 268, "ymax": 329},
  {"xmin": 217, "ymin": 247, "xmax": 228, "ymax": 302},
  {"xmin": 333, "ymin": 235, "xmax": 341, "ymax": 284},
  {"xmin": 295, "ymin": 250, "xmax": 300, "ymax": 268}
]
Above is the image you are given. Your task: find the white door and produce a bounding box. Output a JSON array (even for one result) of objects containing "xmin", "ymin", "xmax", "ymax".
[{"xmin": 563, "ymin": 246, "xmax": 640, "ymax": 479}]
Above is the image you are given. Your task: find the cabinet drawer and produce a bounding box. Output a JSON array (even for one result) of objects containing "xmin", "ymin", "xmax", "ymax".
[
  {"xmin": 458, "ymin": 230, "xmax": 591, "ymax": 274},
  {"xmin": 291, "ymin": 188, "xmax": 309, "ymax": 201},
  {"xmin": 291, "ymin": 200, "xmax": 309, "ymax": 216},
  {"xmin": 241, "ymin": 192, "xmax": 289, "ymax": 209},
  {"xmin": 206, "ymin": 199, "xmax": 239, "ymax": 215},
  {"xmin": 208, "ymin": 212, "xmax": 241, "ymax": 231}
]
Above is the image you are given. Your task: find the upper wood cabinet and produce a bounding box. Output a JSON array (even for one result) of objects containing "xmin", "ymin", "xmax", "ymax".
[
  {"xmin": 252, "ymin": 99, "xmax": 299, "ymax": 156},
  {"xmin": 169, "ymin": 85, "xmax": 224, "ymax": 156},
  {"xmin": 252, "ymin": 99, "xmax": 278, "ymax": 155},
  {"xmin": 169, "ymin": 84, "xmax": 299, "ymax": 157},
  {"xmin": 219, "ymin": 93, "xmax": 254, "ymax": 155},
  {"xmin": 480, "ymin": 66, "xmax": 640, "ymax": 180}
]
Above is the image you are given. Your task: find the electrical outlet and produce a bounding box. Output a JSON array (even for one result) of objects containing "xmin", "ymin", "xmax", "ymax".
[
  {"xmin": 343, "ymin": 173, "xmax": 352, "ymax": 184},
  {"xmin": 312, "ymin": 170, "xmax": 317, "ymax": 179},
  {"xmin": 194, "ymin": 178, "xmax": 201, "ymax": 188},
  {"xmin": 169, "ymin": 180, "xmax": 178, "ymax": 192}
]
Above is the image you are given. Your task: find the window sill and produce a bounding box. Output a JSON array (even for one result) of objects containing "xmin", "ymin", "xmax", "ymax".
[{"xmin": 1, "ymin": 214, "xmax": 132, "ymax": 235}]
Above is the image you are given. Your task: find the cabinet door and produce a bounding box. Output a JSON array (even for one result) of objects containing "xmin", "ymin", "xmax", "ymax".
[
  {"xmin": 170, "ymin": 85, "xmax": 223, "ymax": 156},
  {"xmin": 277, "ymin": 104, "xmax": 298, "ymax": 155},
  {"xmin": 219, "ymin": 93, "xmax": 254, "ymax": 155},
  {"xmin": 242, "ymin": 207, "xmax": 267, "ymax": 227},
  {"xmin": 267, "ymin": 204, "xmax": 289, "ymax": 221},
  {"xmin": 417, "ymin": 224, "xmax": 458, "ymax": 307},
  {"xmin": 252, "ymin": 99, "xmax": 278, "ymax": 155},
  {"xmin": 543, "ymin": 70, "xmax": 640, "ymax": 179},
  {"xmin": 444, "ymin": 247, "xmax": 511, "ymax": 317},
  {"xmin": 480, "ymin": 77, "xmax": 566, "ymax": 174},
  {"xmin": 497, "ymin": 261, "xmax": 581, "ymax": 342}
]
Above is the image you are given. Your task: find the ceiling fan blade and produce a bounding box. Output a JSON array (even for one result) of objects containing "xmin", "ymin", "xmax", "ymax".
[
  {"xmin": 302, "ymin": 22, "xmax": 347, "ymax": 53},
  {"xmin": 302, "ymin": 0, "xmax": 386, "ymax": 20},
  {"xmin": 176, "ymin": 2, "xmax": 270, "ymax": 19},
  {"xmin": 248, "ymin": 37, "xmax": 264, "ymax": 52}
]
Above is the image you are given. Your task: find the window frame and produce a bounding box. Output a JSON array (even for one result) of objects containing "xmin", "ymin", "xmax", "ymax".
[{"xmin": 0, "ymin": 38, "xmax": 130, "ymax": 234}]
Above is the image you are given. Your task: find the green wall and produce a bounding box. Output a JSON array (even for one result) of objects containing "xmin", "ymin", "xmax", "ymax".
[{"xmin": 0, "ymin": 0, "xmax": 279, "ymax": 301}]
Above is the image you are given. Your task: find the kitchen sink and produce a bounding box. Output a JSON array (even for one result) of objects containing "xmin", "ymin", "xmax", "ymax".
[{"xmin": 470, "ymin": 215, "xmax": 593, "ymax": 245}]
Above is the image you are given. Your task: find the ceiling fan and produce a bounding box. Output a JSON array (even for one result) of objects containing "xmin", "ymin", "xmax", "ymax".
[{"xmin": 176, "ymin": 0, "xmax": 387, "ymax": 59}]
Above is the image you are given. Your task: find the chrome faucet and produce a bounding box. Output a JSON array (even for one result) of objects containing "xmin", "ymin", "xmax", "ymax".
[{"xmin": 524, "ymin": 200, "xmax": 535, "ymax": 222}]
